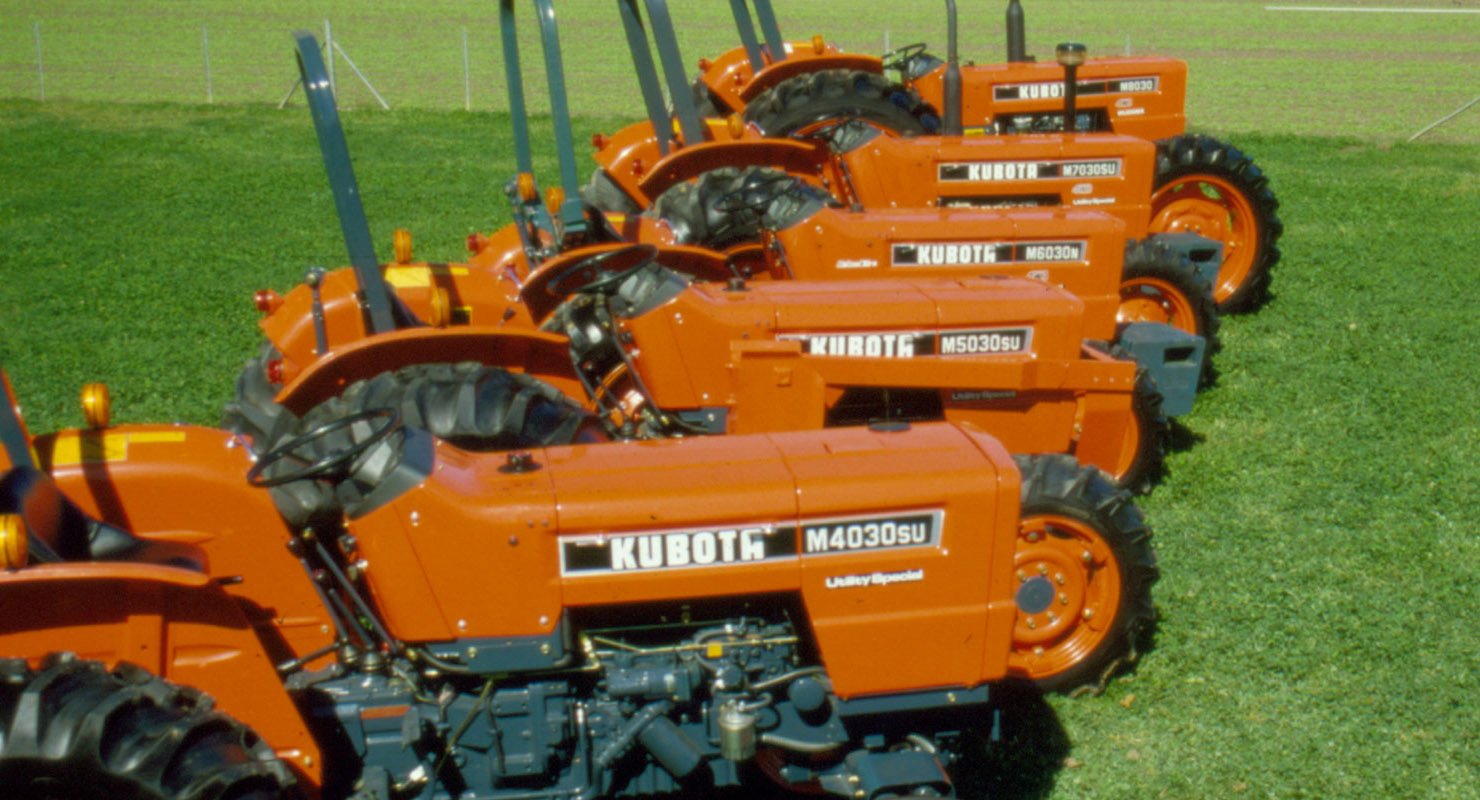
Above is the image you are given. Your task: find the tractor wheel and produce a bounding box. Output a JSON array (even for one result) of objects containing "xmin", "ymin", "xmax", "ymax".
[
  {"xmin": 299, "ymin": 361, "xmax": 599, "ymax": 452},
  {"xmin": 649, "ymin": 165, "xmax": 833, "ymax": 250},
  {"xmin": 1149, "ymin": 134, "xmax": 1282, "ymax": 314},
  {"xmin": 221, "ymin": 342, "xmax": 294, "ymax": 450},
  {"xmin": 579, "ymin": 169, "xmax": 642, "ymax": 215},
  {"xmin": 0, "ymin": 653, "xmax": 296, "ymax": 800},
  {"xmin": 1117, "ymin": 239, "xmax": 1221, "ymax": 386},
  {"xmin": 1007, "ymin": 455, "xmax": 1158, "ymax": 695},
  {"xmin": 1109, "ymin": 369, "xmax": 1169, "ymax": 495},
  {"xmin": 688, "ymin": 75, "xmax": 724, "ymax": 119},
  {"xmin": 251, "ymin": 363, "xmax": 601, "ymax": 528},
  {"xmin": 742, "ymin": 69, "xmax": 940, "ymax": 148}
]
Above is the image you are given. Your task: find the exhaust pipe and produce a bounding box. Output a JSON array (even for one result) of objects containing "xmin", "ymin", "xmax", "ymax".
[
  {"xmin": 1056, "ymin": 42, "xmax": 1086, "ymax": 133},
  {"xmin": 1006, "ymin": 0, "xmax": 1028, "ymax": 63},
  {"xmin": 942, "ymin": 0, "xmax": 962, "ymax": 135}
]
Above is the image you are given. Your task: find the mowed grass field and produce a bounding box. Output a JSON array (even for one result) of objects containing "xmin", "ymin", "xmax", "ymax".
[
  {"xmin": 1, "ymin": 1, "xmax": 1478, "ymax": 798},
  {"xmin": 1, "ymin": 0, "xmax": 1477, "ymax": 141}
]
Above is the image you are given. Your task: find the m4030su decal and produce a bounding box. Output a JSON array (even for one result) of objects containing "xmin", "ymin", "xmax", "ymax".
[{"xmin": 802, "ymin": 510, "xmax": 943, "ymax": 556}]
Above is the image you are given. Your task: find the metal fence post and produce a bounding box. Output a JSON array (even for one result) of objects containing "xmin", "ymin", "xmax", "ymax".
[
  {"xmin": 325, "ymin": 19, "xmax": 336, "ymax": 95},
  {"xmin": 203, "ymin": 26, "xmax": 214, "ymax": 104},
  {"xmin": 463, "ymin": 27, "xmax": 472, "ymax": 111},
  {"xmin": 34, "ymin": 22, "xmax": 45, "ymax": 101}
]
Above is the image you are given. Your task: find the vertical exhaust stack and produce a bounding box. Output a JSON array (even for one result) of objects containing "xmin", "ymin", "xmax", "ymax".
[
  {"xmin": 942, "ymin": 0, "xmax": 962, "ymax": 135},
  {"xmin": 1006, "ymin": 0, "xmax": 1028, "ymax": 63},
  {"xmin": 1056, "ymin": 42, "xmax": 1086, "ymax": 133}
]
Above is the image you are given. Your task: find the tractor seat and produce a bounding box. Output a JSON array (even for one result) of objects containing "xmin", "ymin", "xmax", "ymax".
[{"xmin": 0, "ymin": 466, "xmax": 205, "ymax": 572}]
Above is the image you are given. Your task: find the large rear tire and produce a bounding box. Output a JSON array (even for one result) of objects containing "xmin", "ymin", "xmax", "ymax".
[
  {"xmin": 0, "ymin": 654, "xmax": 296, "ymax": 800},
  {"xmin": 1007, "ymin": 455, "xmax": 1158, "ymax": 695},
  {"xmin": 648, "ymin": 165, "xmax": 832, "ymax": 250},
  {"xmin": 742, "ymin": 69, "xmax": 940, "ymax": 145},
  {"xmin": 1149, "ymin": 135, "xmax": 1282, "ymax": 314}
]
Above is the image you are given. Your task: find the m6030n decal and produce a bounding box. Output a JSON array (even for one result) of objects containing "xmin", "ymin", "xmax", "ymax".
[
  {"xmin": 938, "ymin": 159, "xmax": 1121, "ymax": 182},
  {"xmin": 892, "ymin": 241, "xmax": 1087, "ymax": 266},
  {"xmin": 992, "ymin": 76, "xmax": 1160, "ymax": 101}
]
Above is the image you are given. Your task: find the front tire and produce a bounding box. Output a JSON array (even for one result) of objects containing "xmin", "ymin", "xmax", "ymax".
[
  {"xmin": 1149, "ymin": 134, "xmax": 1282, "ymax": 313},
  {"xmin": 1118, "ymin": 238, "xmax": 1222, "ymax": 387},
  {"xmin": 1007, "ymin": 455, "xmax": 1159, "ymax": 695},
  {"xmin": 0, "ymin": 654, "xmax": 296, "ymax": 800}
]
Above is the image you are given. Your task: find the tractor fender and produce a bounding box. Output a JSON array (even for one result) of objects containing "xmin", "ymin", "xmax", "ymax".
[
  {"xmin": 263, "ymin": 262, "xmax": 527, "ymax": 384},
  {"xmin": 637, "ymin": 140, "xmax": 832, "ymax": 202},
  {"xmin": 0, "ymin": 565, "xmax": 324, "ymax": 784},
  {"xmin": 274, "ymin": 327, "xmax": 582, "ymax": 415},
  {"xmin": 740, "ymin": 53, "xmax": 884, "ymax": 103}
]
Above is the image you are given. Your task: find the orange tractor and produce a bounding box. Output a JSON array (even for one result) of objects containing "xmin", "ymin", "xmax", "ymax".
[
  {"xmin": 0, "ymin": 285, "xmax": 1158, "ymax": 798},
  {"xmin": 570, "ymin": 0, "xmax": 1221, "ymax": 376},
  {"xmin": 679, "ymin": 0, "xmax": 1282, "ymax": 312},
  {"xmin": 231, "ymin": 17, "xmax": 1182, "ymax": 494}
]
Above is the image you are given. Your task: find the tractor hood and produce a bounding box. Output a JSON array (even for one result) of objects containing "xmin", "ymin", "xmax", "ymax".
[{"xmin": 343, "ymin": 421, "xmax": 1020, "ymax": 697}]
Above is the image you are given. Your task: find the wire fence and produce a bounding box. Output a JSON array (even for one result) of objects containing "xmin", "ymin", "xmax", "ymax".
[{"xmin": 1, "ymin": 6, "xmax": 1475, "ymax": 141}]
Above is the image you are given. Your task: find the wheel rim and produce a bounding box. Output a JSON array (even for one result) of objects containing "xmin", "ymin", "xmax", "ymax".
[
  {"xmin": 1148, "ymin": 172, "xmax": 1259, "ymax": 305},
  {"xmin": 1109, "ymin": 408, "xmax": 1141, "ymax": 483},
  {"xmin": 1007, "ymin": 513, "xmax": 1123, "ymax": 682},
  {"xmin": 1117, "ymin": 276, "xmax": 1199, "ymax": 335}
]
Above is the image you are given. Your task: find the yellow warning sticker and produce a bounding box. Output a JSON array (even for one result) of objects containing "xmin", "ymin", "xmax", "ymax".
[
  {"xmin": 384, "ymin": 265, "xmax": 471, "ymax": 289},
  {"xmin": 50, "ymin": 431, "xmax": 187, "ymax": 466}
]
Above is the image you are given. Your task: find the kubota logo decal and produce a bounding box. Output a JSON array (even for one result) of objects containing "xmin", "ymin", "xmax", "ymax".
[
  {"xmin": 560, "ymin": 510, "xmax": 944, "ymax": 575},
  {"xmin": 778, "ymin": 331, "xmax": 928, "ymax": 358},
  {"xmin": 561, "ymin": 525, "xmax": 796, "ymax": 575},
  {"xmin": 938, "ymin": 159, "xmax": 1121, "ymax": 182},
  {"xmin": 892, "ymin": 240, "xmax": 1086, "ymax": 266},
  {"xmin": 993, "ymin": 76, "xmax": 1159, "ymax": 102}
]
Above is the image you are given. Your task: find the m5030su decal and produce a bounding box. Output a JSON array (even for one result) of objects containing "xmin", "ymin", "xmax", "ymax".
[
  {"xmin": 561, "ymin": 510, "xmax": 944, "ymax": 575},
  {"xmin": 892, "ymin": 240, "xmax": 1087, "ymax": 267},
  {"xmin": 938, "ymin": 159, "xmax": 1122, "ymax": 182},
  {"xmin": 993, "ymin": 76, "xmax": 1159, "ymax": 102},
  {"xmin": 779, "ymin": 327, "xmax": 1032, "ymax": 358}
]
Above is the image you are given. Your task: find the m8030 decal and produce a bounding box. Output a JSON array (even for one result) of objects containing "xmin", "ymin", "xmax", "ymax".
[
  {"xmin": 992, "ymin": 76, "xmax": 1160, "ymax": 102},
  {"xmin": 560, "ymin": 510, "xmax": 944, "ymax": 575},
  {"xmin": 892, "ymin": 240, "xmax": 1087, "ymax": 267},
  {"xmin": 778, "ymin": 327, "xmax": 1033, "ymax": 358},
  {"xmin": 938, "ymin": 159, "xmax": 1121, "ymax": 182}
]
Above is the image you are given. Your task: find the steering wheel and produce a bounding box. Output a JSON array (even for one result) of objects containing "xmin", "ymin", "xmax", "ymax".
[
  {"xmin": 881, "ymin": 42, "xmax": 929, "ymax": 74},
  {"xmin": 541, "ymin": 243, "xmax": 659, "ymax": 298},
  {"xmin": 246, "ymin": 407, "xmax": 401, "ymax": 488},
  {"xmin": 713, "ymin": 172, "xmax": 805, "ymax": 218}
]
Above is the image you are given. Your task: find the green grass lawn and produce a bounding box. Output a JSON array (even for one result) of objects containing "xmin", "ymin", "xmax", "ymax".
[{"xmin": 0, "ymin": 98, "xmax": 1475, "ymax": 797}]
